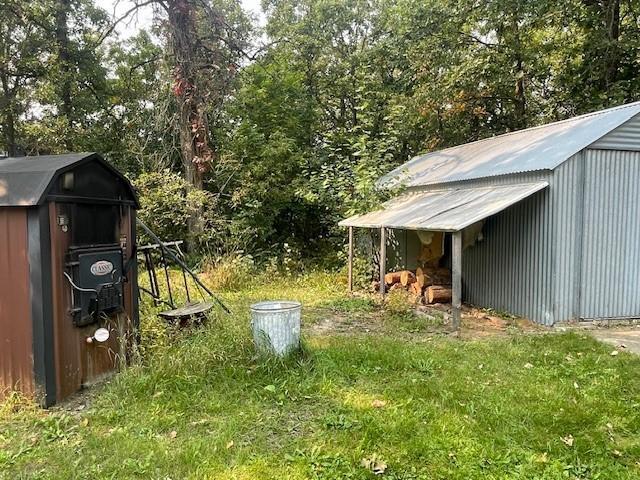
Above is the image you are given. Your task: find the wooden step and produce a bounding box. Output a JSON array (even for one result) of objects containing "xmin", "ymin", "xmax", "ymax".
[{"xmin": 158, "ymin": 301, "xmax": 214, "ymax": 325}]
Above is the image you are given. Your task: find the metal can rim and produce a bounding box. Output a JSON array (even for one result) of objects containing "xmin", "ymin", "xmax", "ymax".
[{"xmin": 250, "ymin": 300, "xmax": 302, "ymax": 312}]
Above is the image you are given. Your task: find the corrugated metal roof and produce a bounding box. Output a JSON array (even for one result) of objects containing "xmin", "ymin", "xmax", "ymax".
[
  {"xmin": 339, "ymin": 182, "xmax": 548, "ymax": 231},
  {"xmin": 379, "ymin": 102, "xmax": 640, "ymax": 188},
  {"xmin": 0, "ymin": 152, "xmax": 137, "ymax": 207}
]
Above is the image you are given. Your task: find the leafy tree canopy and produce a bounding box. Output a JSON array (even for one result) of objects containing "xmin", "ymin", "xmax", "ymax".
[{"xmin": 1, "ymin": 0, "xmax": 638, "ymax": 260}]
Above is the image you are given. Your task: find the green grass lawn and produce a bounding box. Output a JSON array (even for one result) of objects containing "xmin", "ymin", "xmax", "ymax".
[{"xmin": 1, "ymin": 272, "xmax": 640, "ymax": 479}]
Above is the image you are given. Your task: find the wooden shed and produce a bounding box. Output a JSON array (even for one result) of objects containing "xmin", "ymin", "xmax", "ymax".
[{"xmin": 0, "ymin": 152, "xmax": 139, "ymax": 406}]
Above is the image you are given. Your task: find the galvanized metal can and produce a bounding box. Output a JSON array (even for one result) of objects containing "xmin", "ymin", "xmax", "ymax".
[{"xmin": 250, "ymin": 301, "xmax": 301, "ymax": 356}]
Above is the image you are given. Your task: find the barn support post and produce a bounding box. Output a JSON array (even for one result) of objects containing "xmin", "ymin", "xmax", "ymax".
[
  {"xmin": 451, "ymin": 230, "xmax": 462, "ymax": 331},
  {"xmin": 347, "ymin": 226, "xmax": 354, "ymax": 292},
  {"xmin": 379, "ymin": 227, "xmax": 386, "ymax": 296}
]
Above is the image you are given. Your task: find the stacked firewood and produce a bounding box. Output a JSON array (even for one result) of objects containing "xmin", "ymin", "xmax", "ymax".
[{"xmin": 382, "ymin": 266, "xmax": 452, "ymax": 304}]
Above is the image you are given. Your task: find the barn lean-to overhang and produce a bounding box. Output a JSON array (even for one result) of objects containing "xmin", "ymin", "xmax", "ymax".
[
  {"xmin": 339, "ymin": 182, "xmax": 548, "ymax": 232},
  {"xmin": 340, "ymin": 181, "xmax": 550, "ymax": 330}
]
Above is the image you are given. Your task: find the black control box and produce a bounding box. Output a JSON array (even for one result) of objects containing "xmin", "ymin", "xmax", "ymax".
[{"xmin": 67, "ymin": 246, "xmax": 125, "ymax": 327}]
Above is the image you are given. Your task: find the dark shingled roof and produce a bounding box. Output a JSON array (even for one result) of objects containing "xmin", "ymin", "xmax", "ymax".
[{"xmin": 0, "ymin": 152, "xmax": 138, "ymax": 207}]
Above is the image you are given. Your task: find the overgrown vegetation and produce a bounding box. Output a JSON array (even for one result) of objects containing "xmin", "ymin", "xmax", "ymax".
[
  {"xmin": 134, "ymin": 171, "xmax": 218, "ymax": 248},
  {"xmin": 2, "ymin": 0, "xmax": 640, "ymax": 258},
  {"xmin": 2, "ymin": 272, "xmax": 640, "ymax": 479}
]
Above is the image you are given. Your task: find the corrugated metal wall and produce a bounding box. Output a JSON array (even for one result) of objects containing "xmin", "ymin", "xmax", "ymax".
[
  {"xmin": 459, "ymin": 149, "xmax": 640, "ymax": 323},
  {"xmin": 589, "ymin": 113, "xmax": 640, "ymax": 151},
  {"xmin": 0, "ymin": 208, "xmax": 34, "ymax": 398},
  {"xmin": 579, "ymin": 149, "xmax": 640, "ymax": 319},
  {"xmin": 462, "ymin": 185, "xmax": 555, "ymax": 324},
  {"xmin": 551, "ymin": 153, "xmax": 583, "ymax": 321},
  {"xmin": 406, "ymin": 170, "xmax": 551, "ymax": 193}
]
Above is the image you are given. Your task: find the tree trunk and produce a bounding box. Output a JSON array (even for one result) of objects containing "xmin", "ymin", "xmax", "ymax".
[
  {"xmin": 3, "ymin": 101, "xmax": 16, "ymax": 156},
  {"xmin": 514, "ymin": 56, "xmax": 526, "ymax": 128},
  {"xmin": 511, "ymin": 16, "xmax": 526, "ymax": 129},
  {"xmin": 582, "ymin": 0, "xmax": 622, "ymax": 90},
  {"xmin": 177, "ymin": 101, "xmax": 204, "ymax": 190},
  {"xmin": 178, "ymin": 105, "xmax": 204, "ymax": 240},
  {"xmin": 166, "ymin": 0, "xmax": 213, "ymax": 244},
  {"xmin": 604, "ymin": 0, "xmax": 621, "ymax": 88},
  {"xmin": 55, "ymin": 0, "xmax": 73, "ymax": 151},
  {"xmin": 0, "ymin": 74, "xmax": 16, "ymax": 156}
]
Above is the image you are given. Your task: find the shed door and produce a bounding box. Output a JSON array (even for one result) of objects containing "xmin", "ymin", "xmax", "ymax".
[{"xmin": 579, "ymin": 149, "xmax": 640, "ymax": 319}]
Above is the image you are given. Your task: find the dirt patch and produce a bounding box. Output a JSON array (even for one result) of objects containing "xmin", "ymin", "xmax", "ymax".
[
  {"xmin": 304, "ymin": 308, "xmax": 386, "ymax": 336},
  {"xmin": 304, "ymin": 303, "xmax": 546, "ymax": 340},
  {"xmin": 458, "ymin": 305, "xmax": 545, "ymax": 339}
]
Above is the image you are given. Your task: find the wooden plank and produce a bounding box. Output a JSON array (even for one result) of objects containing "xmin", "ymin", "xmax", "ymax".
[
  {"xmin": 348, "ymin": 226, "xmax": 354, "ymax": 292},
  {"xmin": 159, "ymin": 301, "xmax": 214, "ymax": 319},
  {"xmin": 379, "ymin": 227, "xmax": 386, "ymax": 296},
  {"xmin": 451, "ymin": 230, "xmax": 462, "ymax": 331}
]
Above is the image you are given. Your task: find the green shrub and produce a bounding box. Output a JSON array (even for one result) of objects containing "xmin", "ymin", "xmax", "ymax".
[
  {"xmin": 262, "ymin": 242, "xmax": 305, "ymax": 276},
  {"xmin": 134, "ymin": 170, "xmax": 218, "ymax": 249},
  {"xmin": 384, "ymin": 288, "xmax": 414, "ymax": 315},
  {"xmin": 201, "ymin": 253, "xmax": 256, "ymax": 291},
  {"xmin": 352, "ymin": 256, "xmax": 375, "ymax": 290}
]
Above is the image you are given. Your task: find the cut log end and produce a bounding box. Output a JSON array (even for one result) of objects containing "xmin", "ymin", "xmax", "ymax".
[
  {"xmin": 409, "ymin": 282, "xmax": 423, "ymax": 296},
  {"xmin": 400, "ymin": 270, "xmax": 416, "ymax": 286},
  {"xmin": 425, "ymin": 285, "xmax": 452, "ymax": 304}
]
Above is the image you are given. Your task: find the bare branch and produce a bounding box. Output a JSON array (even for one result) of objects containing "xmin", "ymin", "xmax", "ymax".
[
  {"xmin": 95, "ymin": 0, "xmax": 158, "ymax": 47},
  {"xmin": 128, "ymin": 55, "xmax": 162, "ymax": 77},
  {"xmin": 458, "ymin": 31, "xmax": 501, "ymax": 49}
]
